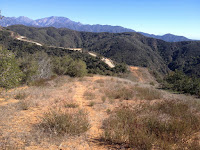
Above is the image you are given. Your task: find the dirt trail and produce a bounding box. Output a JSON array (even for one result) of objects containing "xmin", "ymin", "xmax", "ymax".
[
  {"xmin": 130, "ymin": 66, "xmax": 145, "ymax": 82},
  {"xmin": 16, "ymin": 36, "xmax": 43, "ymax": 46},
  {"xmin": 88, "ymin": 52, "xmax": 115, "ymax": 68},
  {"xmin": 72, "ymin": 79, "xmax": 107, "ymax": 150}
]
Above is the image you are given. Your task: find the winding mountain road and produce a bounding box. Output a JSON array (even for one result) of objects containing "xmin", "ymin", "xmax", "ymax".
[{"xmin": 15, "ymin": 34, "xmax": 115, "ymax": 68}]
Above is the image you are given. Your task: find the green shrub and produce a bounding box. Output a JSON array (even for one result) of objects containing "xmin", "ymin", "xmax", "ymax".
[
  {"xmin": 0, "ymin": 48, "xmax": 23, "ymax": 89},
  {"xmin": 163, "ymin": 70, "xmax": 200, "ymax": 96},
  {"xmin": 52, "ymin": 55, "xmax": 74, "ymax": 75},
  {"xmin": 52, "ymin": 56, "xmax": 87, "ymax": 77},
  {"xmin": 67, "ymin": 59, "xmax": 87, "ymax": 77},
  {"xmin": 18, "ymin": 53, "xmax": 38, "ymax": 84}
]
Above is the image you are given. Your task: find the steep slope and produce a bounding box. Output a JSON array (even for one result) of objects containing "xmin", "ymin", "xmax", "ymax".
[
  {"xmin": 6, "ymin": 25, "xmax": 200, "ymax": 77},
  {"xmin": 0, "ymin": 16, "xmax": 192, "ymax": 42}
]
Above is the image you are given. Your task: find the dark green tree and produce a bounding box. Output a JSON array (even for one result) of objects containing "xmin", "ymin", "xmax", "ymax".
[
  {"xmin": 0, "ymin": 48, "xmax": 23, "ymax": 88},
  {"xmin": 67, "ymin": 59, "xmax": 87, "ymax": 77}
]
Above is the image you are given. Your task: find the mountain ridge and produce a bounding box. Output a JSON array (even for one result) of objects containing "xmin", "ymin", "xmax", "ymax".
[
  {"xmin": 6, "ymin": 25, "xmax": 200, "ymax": 78},
  {"xmin": 0, "ymin": 16, "xmax": 191, "ymax": 42}
]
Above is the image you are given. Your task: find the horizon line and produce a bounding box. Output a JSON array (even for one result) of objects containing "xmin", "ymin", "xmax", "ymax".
[{"xmin": 2, "ymin": 15, "xmax": 200, "ymax": 40}]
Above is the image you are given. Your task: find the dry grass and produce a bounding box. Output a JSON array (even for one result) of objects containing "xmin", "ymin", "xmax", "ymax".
[
  {"xmin": 83, "ymin": 91, "xmax": 96, "ymax": 100},
  {"xmin": 15, "ymin": 92, "xmax": 28, "ymax": 100},
  {"xmin": 38, "ymin": 108, "xmax": 90, "ymax": 136},
  {"xmin": 95, "ymin": 79, "xmax": 105, "ymax": 83},
  {"xmin": 18, "ymin": 100, "xmax": 31, "ymax": 110},
  {"xmin": 30, "ymin": 78, "xmax": 53, "ymax": 87},
  {"xmin": 64, "ymin": 103, "xmax": 79, "ymax": 108},
  {"xmin": 106, "ymin": 109, "xmax": 111, "ymax": 114},
  {"xmin": 1, "ymin": 75, "xmax": 199, "ymax": 149},
  {"xmin": 102, "ymin": 99, "xmax": 200, "ymax": 149},
  {"xmin": 134, "ymin": 86, "xmax": 162, "ymax": 100},
  {"xmin": 105, "ymin": 86, "xmax": 135, "ymax": 100},
  {"xmin": 88, "ymin": 101, "xmax": 96, "ymax": 107},
  {"xmin": 104, "ymin": 85, "xmax": 162, "ymax": 101},
  {"xmin": 101, "ymin": 96, "xmax": 106, "ymax": 103},
  {"xmin": 0, "ymin": 137, "xmax": 21, "ymax": 150},
  {"xmin": 0, "ymin": 76, "xmax": 78, "ymax": 148}
]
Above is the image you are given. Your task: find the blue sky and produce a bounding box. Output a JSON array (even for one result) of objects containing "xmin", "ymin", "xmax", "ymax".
[{"xmin": 1, "ymin": 0, "xmax": 199, "ymax": 39}]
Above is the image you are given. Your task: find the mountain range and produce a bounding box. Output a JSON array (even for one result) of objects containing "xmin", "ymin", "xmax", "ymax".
[
  {"xmin": 0, "ymin": 16, "xmax": 191, "ymax": 42},
  {"xmin": 5, "ymin": 25, "xmax": 200, "ymax": 78}
]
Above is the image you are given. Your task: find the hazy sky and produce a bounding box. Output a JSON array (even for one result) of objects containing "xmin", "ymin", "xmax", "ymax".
[{"xmin": 1, "ymin": 0, "xmax": 199, "ymax": 39}]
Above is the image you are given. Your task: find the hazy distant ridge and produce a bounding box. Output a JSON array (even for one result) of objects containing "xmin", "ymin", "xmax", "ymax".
[{"xmin": 1, "ymin": 16, "xmax": 191, "ymax": 42}]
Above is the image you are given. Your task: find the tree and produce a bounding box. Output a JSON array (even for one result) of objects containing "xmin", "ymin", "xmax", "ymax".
[
  {"xmin": 52, "ymin": 55, "xmax": 87, "ymax": 77},
  {"xmin": 31, "ymin": 51, "xmax": 53, "ymax": 81},
  {"xmin": 52, "ymin": 55, "xmax": 74, "ymax": 75},
  {"xmin": 0, "ymin": 48, "xmax": 22, "ymax": 88},
  {"xmin": 67, "ymin": 59, "xmax": 87, "ymax": 77},
  {"xmin": 163, "ymin": 70, "xmax": 200, "ymax": 96},
  {"xmin": 18, "ymin": 53, "xmax": 38, "ymax": 84}
]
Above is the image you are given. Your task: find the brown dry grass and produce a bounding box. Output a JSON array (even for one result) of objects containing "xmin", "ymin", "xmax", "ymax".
[
  {"xmin": 104, "ymin": 84, "xmax": 162, "ymax": 101},
  {"xmin": 0, "ymin": 74, "xmax": 199, "ymax": 149},
  {"xmin": 102, "ymin": 99, "xmax": 200, "ymax": 149},
  {"xmin": 38, "ymin": 108, "xmax": 90, "ymax": 136}
]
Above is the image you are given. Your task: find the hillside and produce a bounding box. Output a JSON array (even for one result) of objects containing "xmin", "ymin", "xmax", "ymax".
[
  {"xmin": 7, "ymin": 25, "xmax": 200, "ymax": 77},
  {"xmin": 1, "ymin": 72, "xmax": 200, "ymax": 149},
  {"xmin": 0, "ymin": 29, "xmax": 128, "ymax": 77},
  {"xmin": 1, "ymin": 16, "xmax": 191, "ymax": 42}
]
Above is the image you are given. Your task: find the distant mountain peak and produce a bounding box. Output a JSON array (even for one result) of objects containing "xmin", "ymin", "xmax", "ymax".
[
  {"xmin": 139, "ymin": 32, "xmax": 191, "ymax": 42},
  {"xmin": 0, "ymin": 16, "xmax": 191, "ymax": 42}
]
